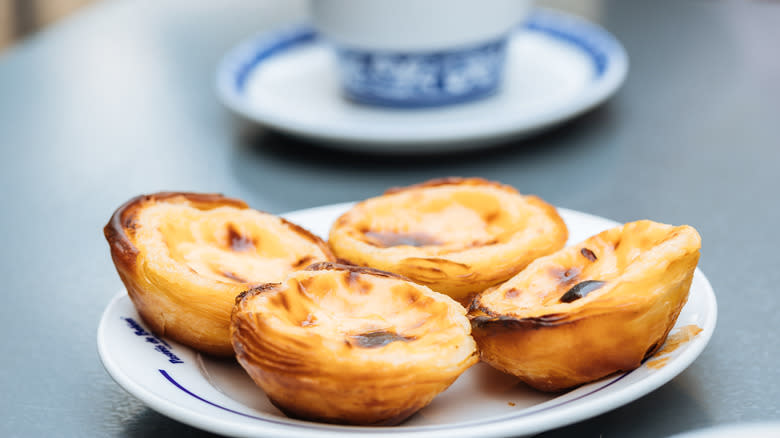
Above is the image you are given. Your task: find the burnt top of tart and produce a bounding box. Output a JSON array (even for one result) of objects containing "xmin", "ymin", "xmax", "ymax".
[
  {"xmin": 104, "ymin": 191, "xmax": 333, "ymax": 271},
  {"xmin": 468, "ymin": 221, "xmax": 702, "ymax": 330},
  {"xmin": 232, "ymin": 261, "xmax": 476, "ymax": 365},
  {"xmin": 105, "ymin": 192, "xmax": 247, "ymax": 268},
  {"xmin": 335, "ymin": 179, "xmax": 563, "ymax": 253}
]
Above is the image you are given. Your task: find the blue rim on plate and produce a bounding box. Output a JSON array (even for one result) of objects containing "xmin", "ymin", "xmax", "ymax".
[
  {"xmin": 216, "ymin": 8, "xmax": 628, "ymax": 150},
  {"xmin": 155, "ymin": 366, "xmax": 631, "ymax": 430}
]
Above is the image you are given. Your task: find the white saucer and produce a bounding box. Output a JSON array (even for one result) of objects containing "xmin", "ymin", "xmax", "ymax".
[
  {"xmin": 216, "ymin": 9, "xmax": 628, "ymax": 153},
  {"xmin": 98, "ymin": 203, "xmax": 715, "ymax": 438}
]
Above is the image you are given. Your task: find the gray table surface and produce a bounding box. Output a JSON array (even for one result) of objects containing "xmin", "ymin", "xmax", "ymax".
[{"xmin": 1, "ymin": 0, "xmax": 779, "ymax": 436}]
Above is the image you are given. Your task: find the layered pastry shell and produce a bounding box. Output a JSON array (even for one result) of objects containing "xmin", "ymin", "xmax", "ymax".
[
  {"xmin": 328, "ymin": 178, "xmax": 568, "ymax": 304},
  {"xmin": 104, "ymin": 192, "xmax": 334, "ymax": 356},
  {"xmin": 469, "ymin": 220, "xmax": 701, "ymax": 391},
  {"xmin": 231, "ymin": 262, "xmax": 478, "ymax": 425}
]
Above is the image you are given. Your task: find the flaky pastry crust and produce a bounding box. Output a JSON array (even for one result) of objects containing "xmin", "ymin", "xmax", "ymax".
[
  {"xmin": 104, "ymin": 192, "xmax": 334, "ymax": 356},
  {"xmin": 469, "ymin": 220, "xmax": 701, "ymax": 391},
  {"xmin": 231, "ymin": 262, "xmax": 478, "ymax": 425},
  {"xmin": 328, "ymin": 178, "xmax": 568, "ymax": 305}
]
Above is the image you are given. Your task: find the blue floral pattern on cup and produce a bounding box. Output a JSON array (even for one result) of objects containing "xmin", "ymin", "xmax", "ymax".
[{"xmin": 335, "ymin": 38, "xmax": 508, "ymax": 107}]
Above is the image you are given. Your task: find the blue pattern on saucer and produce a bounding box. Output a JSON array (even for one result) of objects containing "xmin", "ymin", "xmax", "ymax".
[
  {"xmin": 216, "ymin": 8, "xmax": 628, "ymax": 148},
  {"xmin": 220, "ymin": 9, "xmax": 626, "ymax": 113},
  {"xmin": 335, "ymin": 38, "xmax": 508, "ymax": 108}
]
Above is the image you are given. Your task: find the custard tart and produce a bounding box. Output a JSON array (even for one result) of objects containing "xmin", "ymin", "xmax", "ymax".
[
  {"xmin": 328, "ymin": 178, "xmax": 568, "ymax": 304},
  {"xmin": 104, "ymin": 192, "xmax": 334, "ymax": 356},
  {"xmin": 231, "ymin": 262, "xmax": 478, "ymax": 425},
  {"xmin": 469, "ymin": 220, "xmax": 701, "ymax": 392}
]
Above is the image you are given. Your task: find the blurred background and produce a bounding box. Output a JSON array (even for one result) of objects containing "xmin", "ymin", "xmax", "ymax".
[
  {"xmin": 0, "ymin": 0, "xmax": 97, "ymax": 51},
  {"xmin": 0, "ymin": 0, "xmax": 601, "ymax": 53}
]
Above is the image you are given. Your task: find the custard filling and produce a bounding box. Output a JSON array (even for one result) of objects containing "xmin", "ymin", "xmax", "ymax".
[{"xmin": 133, "ymin": 203, "xmax": 328, "ymax": 285}]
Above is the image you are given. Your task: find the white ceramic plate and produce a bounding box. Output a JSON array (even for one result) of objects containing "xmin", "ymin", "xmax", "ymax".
[
  {"xmin": 98, "ymin": 203, "xmax": 716, "ymax": 438},
  {"xmin": 216, "ymin": 9, "xmax": 628, "ymax": 152}
]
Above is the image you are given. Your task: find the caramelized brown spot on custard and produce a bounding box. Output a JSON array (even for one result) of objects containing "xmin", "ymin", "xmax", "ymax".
[
  {"xmin": 300, "ymin": 313, "xmax": 318, "ymax": 327},
  {"xmin": 550, "ymin": 267, "xmax": 581, "ymax": 285},
  {"xmin": 505, "ymin": 288, "xmax": 520, "ymax": 298},
  {"xmin": 363, "ymin": 230, "xmax": 442, "ymax": 248},
  {"xmin": 347, "ymin": 330, "xmax": 416, "ymax": 348},
  {"xmin": 346, "ymin": 271, "xmax": 360, "ymax": 286},
  {"xmin": 227, "ymin": 224, "xmax": 255, "ymax": 252},
  {"xmin": 580, "ymin": 247, "xmax": 597, "ymax": 261},
  {"xmin": 221, "ymin": 270, "xmax": 247, "ymax": 283},
  {"xmin": 559, "ymin": 280, "xmax": 605, "ymax": 303},
  {"xmin": 483, "ymin": 211, "xmax": 500, "ymax": 223},
  {"xmin": 403, "ymin": 287, "xmax": 420, "ymax": 305},
  {"xmin": 469, "ymin": 239, "xmax": 498, "ymax": 248},
  {"xmin": 345, "ymin": 271, "xmax": 373, "ymax": 294},
  {"xmin": 294, "ymin": 255, "xmax": 314, "ymax": 268}
]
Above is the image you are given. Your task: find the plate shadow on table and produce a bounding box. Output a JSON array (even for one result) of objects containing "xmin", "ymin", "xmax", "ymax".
[
  {"xmin": 226, "ymin": 101, "xmax": 622, "ymax": 210},
  {"xmin": 233, "ymin": 103, "xmax": 616, "ymax": 168},
  {"xmin": 534, "ymin": 378, "xmax": 713, "ymax": 438}
]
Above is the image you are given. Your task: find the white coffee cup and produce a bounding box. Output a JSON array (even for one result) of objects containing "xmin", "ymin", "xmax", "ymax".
[{"xmin": 310, "ymin": 0, "xmax": 532, "ymax": 107}]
